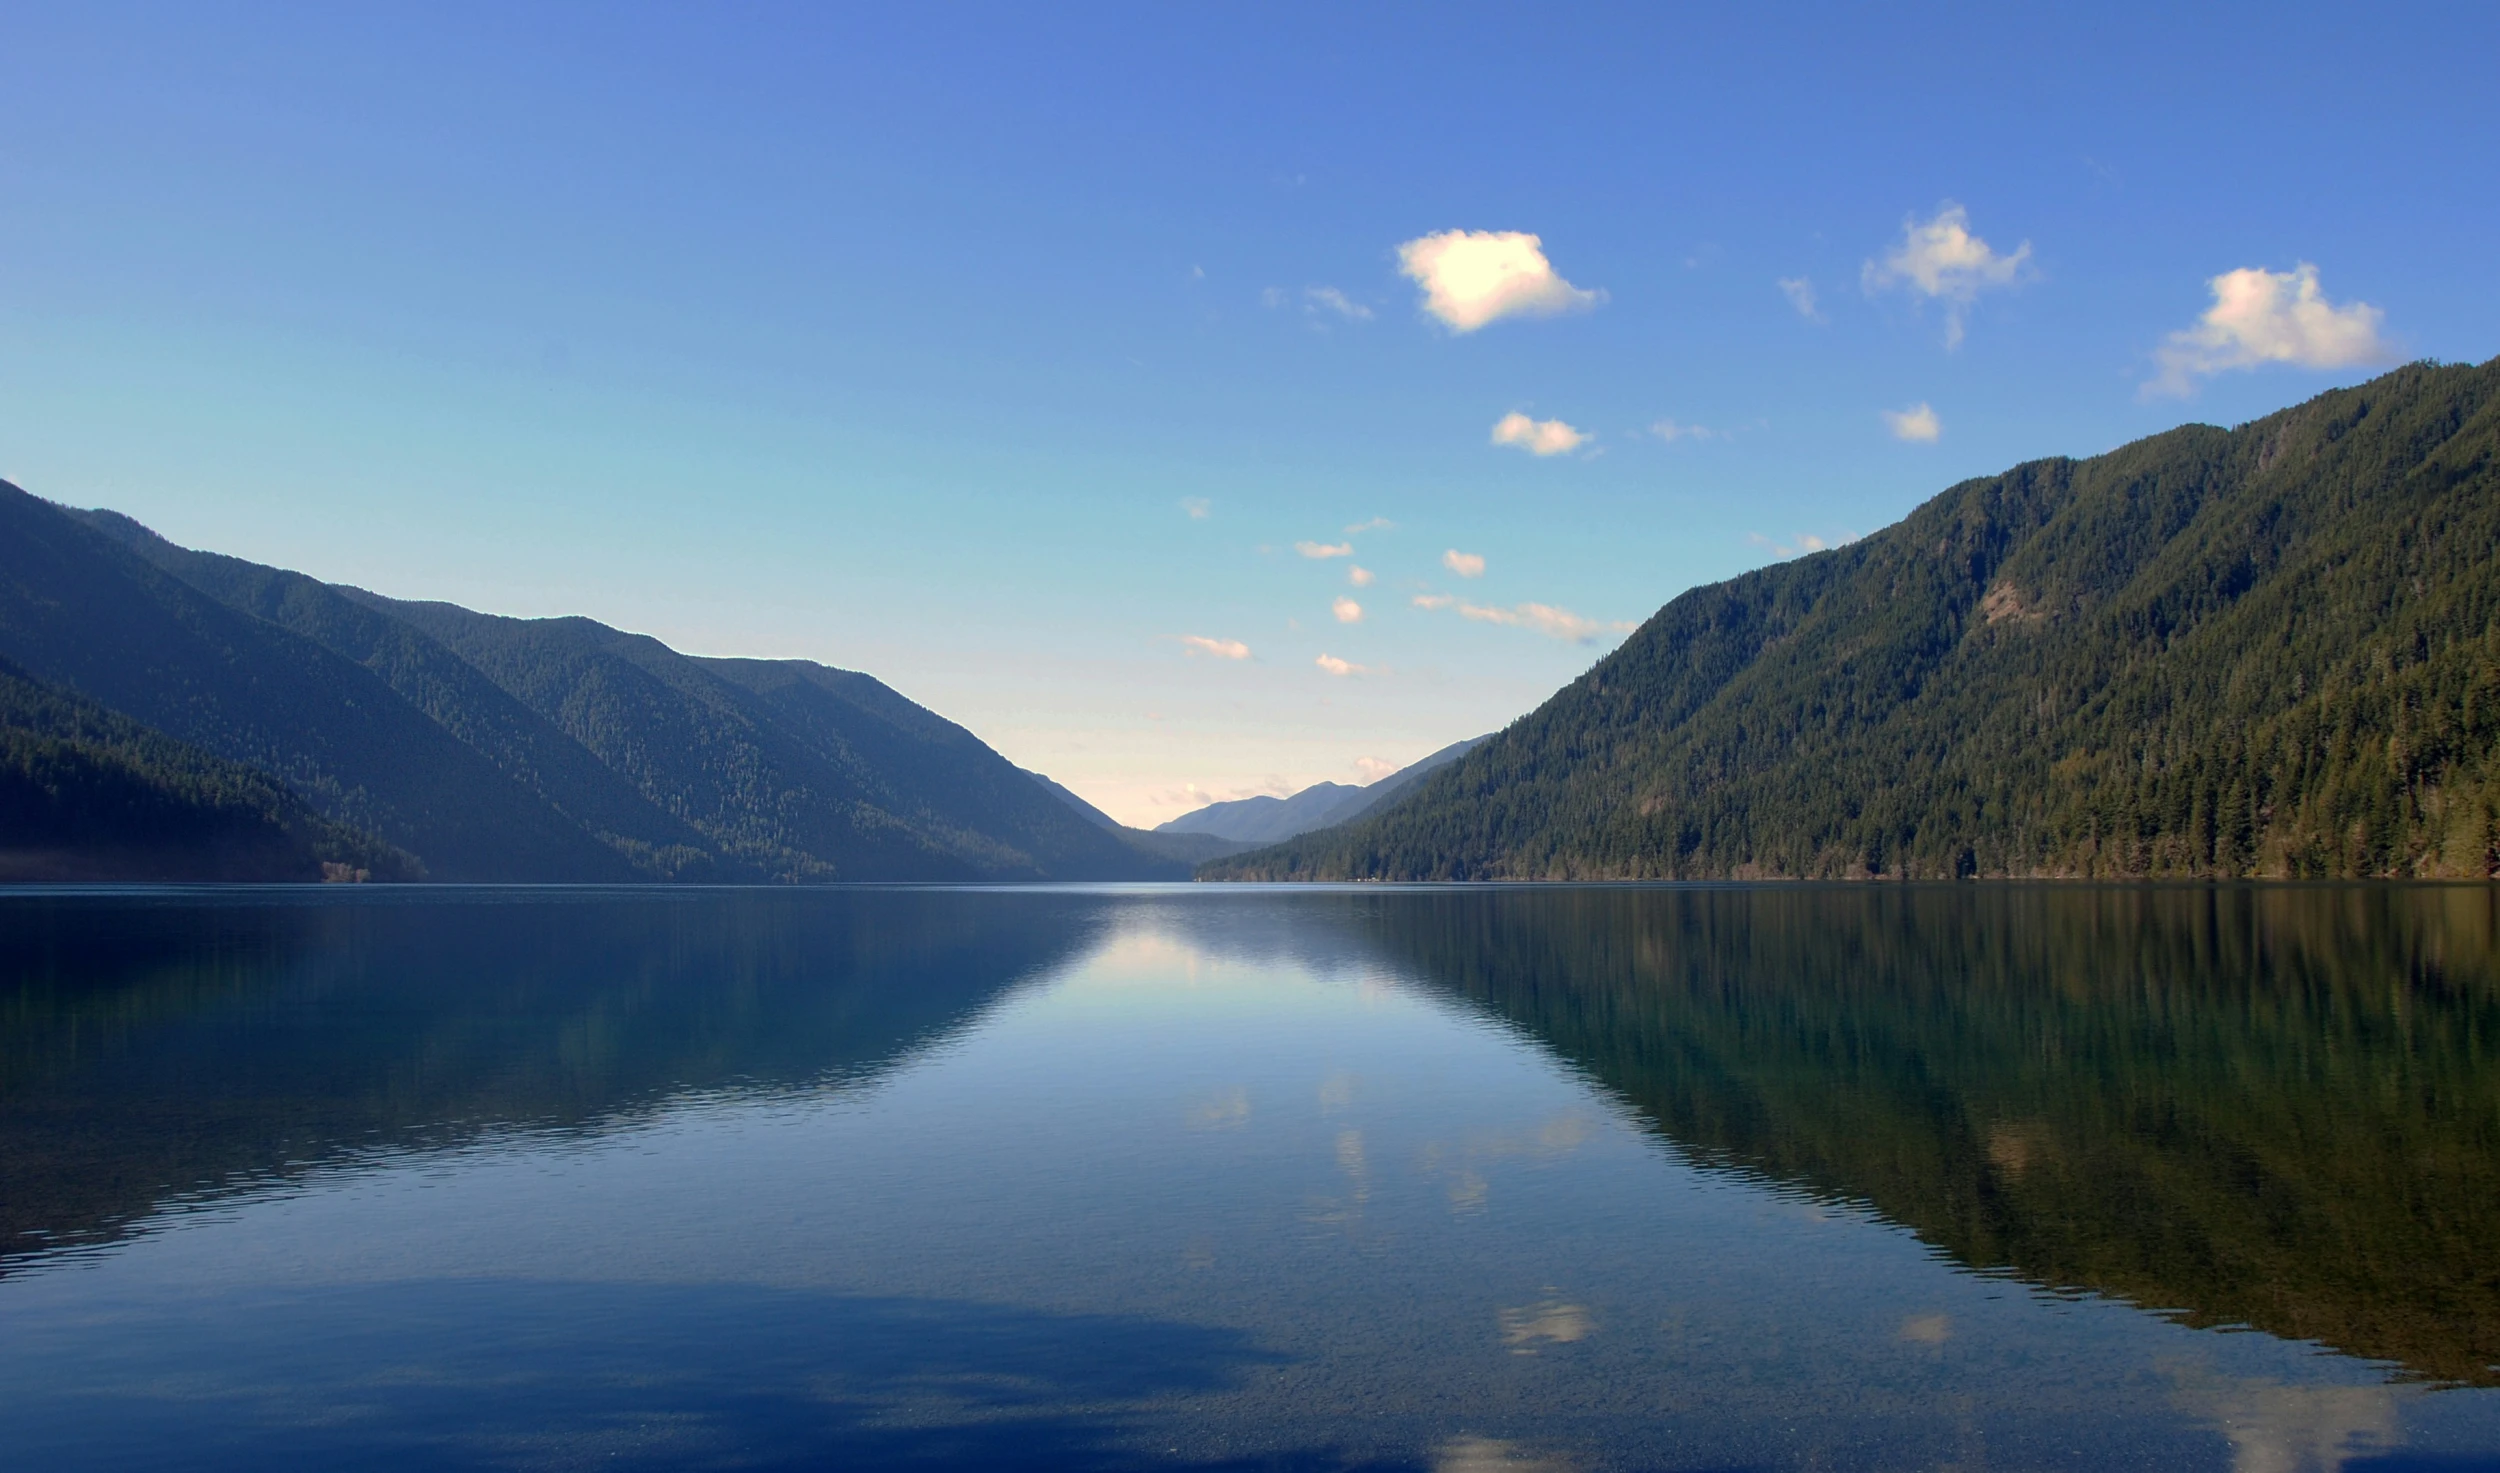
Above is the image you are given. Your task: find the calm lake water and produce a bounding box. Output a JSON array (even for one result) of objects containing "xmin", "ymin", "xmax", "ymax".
[{"xmin": 4, "ymin": 883, "xmax": 2498, "ymax": 1471}]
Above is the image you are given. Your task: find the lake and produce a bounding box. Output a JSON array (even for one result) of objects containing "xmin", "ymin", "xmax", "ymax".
[{"xmin": 3, "ymin": 883, "xmax": 2497, "ymax": 1471}]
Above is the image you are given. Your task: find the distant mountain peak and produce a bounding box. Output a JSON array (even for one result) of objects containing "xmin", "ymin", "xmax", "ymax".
[{"xmin": 1156, "ymin": 735, "xmax": 1487, "ymax": 845}]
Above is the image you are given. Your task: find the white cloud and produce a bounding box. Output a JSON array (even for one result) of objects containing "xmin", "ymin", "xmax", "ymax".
[
  {"xmin": 1490, "ymin": 412, "xmax": 1588, "ymax": 456},
  {"xmin": 1415, "ymin": 594, "xmax": 1633, "ymax": 644},
  {"xmin": 1332, "ymin": 596, "xmax": 1364, "ymax": 624},
  {"xmin": 2145, "ymin": 263, "xmax": 2390, "ymax": 397},
  {"xmin": 1460, "ymin": 601, "xmax": 1633, "ymax": 643},
  {"xmin": 1443, "ymin": 549, "xmax": 1486, "ymax": 578},
  {"xmin": 1315, "ymin": 653, "xmax": 1373, "ymax": 676},
  {"xmin": 1344, "ymin": 516, "xmax": 1395, "ymax": 534},
  {"xmin": 1304, "ymin": 286, "xmax": 1372, "ymax": 321},
  {"xmin": 1649, "ymin": 419, "xmax": 1719, "ymax": 443},
  {"xmin": 1396, "ymin": 230, "xmax": 1603, "ymax": 332},
  {"xmin": 1884, "ymin": 403, "xmax": 1941, "ymax": 442},
  {"xmin": 1348, "ymin": 565, "xmax": 1375, "ymax": 587},
  {"xmin": 1750, "ymin": 529, "xmax": 1862, "ymax": 558},
  {"xmin": 1180, "ymin": 635, "xmax": 1250, "ymax": 660},
  {"xmin": 1260, "ymin": 286, "xmax": 1288, "ymax": 309},
  {"xmin": 1295, "ymin": 540, "xmax": 1354, "ymax": 559},
  {"xmin": 1778, "ymin": 276, "xmax": 1822, "ymax": 321},
  {"xmin": 1353, "ymin": 756, "xmax": 1399, "ymax": 782},
  {"xmin": 1179, "ymin": 496, "xmax": 1211, "ymax": 519},
  {"xmin": 1863, "ymin": 203, "xmax": 2031, "ymax": 348}
]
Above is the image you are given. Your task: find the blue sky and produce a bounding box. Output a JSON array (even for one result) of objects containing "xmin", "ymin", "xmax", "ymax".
[{"xmin": 4, "ymin": 2, "xmax": 2493, "ymax": 823}]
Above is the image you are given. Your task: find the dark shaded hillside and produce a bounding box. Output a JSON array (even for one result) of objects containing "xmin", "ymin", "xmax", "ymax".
[
  {"xmin": 702, "ymin": 654, "xmax": 1172, "ymax": 880},
  {"xmin": 4, "ymin": 484, "xmax": 1180, "ymax": 882},
  {"xmin": 1212, "ymin": 359, "xmax": 2500, "ymax": 879},
  {"xmin": 353, "ymin": 597, "xmax": 1174, "ymax": 881},
  {"xmin": 0, "ymin": 659, "xmax": 415, "ymax": 882},
  {"xmin": 72, "ymin": 511, "xmax": 726, "ymax": 878},
  {"xmin": 0, "ymin": 485, "xmax": 632, "ymax": 881}
]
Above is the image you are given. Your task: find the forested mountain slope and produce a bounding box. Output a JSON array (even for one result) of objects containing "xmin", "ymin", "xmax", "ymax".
[
  {"xmin": 0, "ymin": 486, "xmax": 631, "ymax": 881},
  {"xmin": 4, "ymin": 485, "xmax": 1180, "ymax": 882},
  {"xmin": 72, "ymin": 511, "xmax": 717, "ymax": 876},
  {"xmin": 1210, "ymin": 359, "xmax": 2500, "ymax": 880},
  {"xmin": 351, "ymin": 598, "xmax": 1169, "ymax": 881},
  {"xmin": 0, "ymin": 657, "xmax": 415, "ymax": 882}
]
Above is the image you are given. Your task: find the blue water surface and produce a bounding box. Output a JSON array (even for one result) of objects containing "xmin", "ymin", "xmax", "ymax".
[{"xmin": 3, "ymin": 883, "xmax": 2497, "ymax": 1470}]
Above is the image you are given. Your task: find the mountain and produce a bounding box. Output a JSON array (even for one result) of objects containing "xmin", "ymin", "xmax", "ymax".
[
  {"xmin": 1157, "ymin": 781, "xmax": 1367, "ymax": 844},
  {"xmin": 1322, "ymin": 736, "xmax": 1489, "ymax": 826},
  {"xmin": 351, "ymin": 596, "xmax": 1173, "ymax": 881},
  {"xmin": 0, "ymin": 486, "xmax": 634, "ymax": 881},
  {"xmin": 1116, "ymin": 828, "xmax": 1262, "ymax": 865},
  {"xmin": 1025, "ymin": 769, "xmax": 1119, "ymax": 829},
  {"xmin": 1155, "ymin": 735, "xmax": 1486, "ymax": 844},
  {"xmin": 0, "ymin": 656, "xmax": 416, "ymax": 882},
  {"xmin": 1208, "ymin": 359, "xmax": 2500, "ymax": 881},
  {"xmin": 1020, "ymin": 765, "xmax": 1268, "ymax": 864},
  {"xmin": 1, "ymin": 483, "xmax": 1183, "ymax": 881}
]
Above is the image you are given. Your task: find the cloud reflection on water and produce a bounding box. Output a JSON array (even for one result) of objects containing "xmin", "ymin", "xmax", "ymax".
[{"xmin": 2173, "ymin": 1372, "xmax": 2405, "ymax": 1473}]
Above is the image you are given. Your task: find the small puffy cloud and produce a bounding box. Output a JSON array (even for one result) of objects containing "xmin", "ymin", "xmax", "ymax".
[
  {"xmin": 2145, "ymin": 263, "xmax": 2390, "ymax": 397},
  {"xmin": 1180, "ymin": 635, "xmax": 1250, "ymax": 660},
  {"xmin": 1353, "ymin": 756, "xmax": 1399, "ymax": 782},
  {"xmin": 1863, "ymin": 203, "xmax": 2031, "ymax": 348},
  {"xmin": 1348, "ymin": 565, "xmax": 1376, "ymax": 587},
  {"xmin": 1296, "ymin": 540, "xmax": 1354, "ymax": 559},
  {"xmin": 1260, "ymin": 286, "xmax": 1289, "ymax": 309},
  {"xmin": 1344, "ymin": 516, "xmax": 1394, "ymax": 534},
  {"xmin": 1778, "ymin": 276, "xmax": 1822, "ymax": 321},
  {"xmin": 1649, "ymin": 419, "xmax": 1719, "ymax": 443},
  {"xmin": 1397, "ymin": 230, "xmax": 1603, "ymax": 332},
  {"xmin": 1315, "ymin": 653, "xmax": 1373, "ymax": 676},
  {"xmin": 1412, "ymin": 593, "xmax": 1455, "ymax": 610},
  {"xmin": 1332, "ymin": 596, "xmax": 1364, "ymax": 624},
  {"xmin": 1179, "ymin": 496, "xmax": 1211, "ymax": 519},
  {"xmin": 1443, "ymin": 548, "xmax": 1487, "ymax": 578},
  {"xmin": 1490, "ymin": 412, "xmax": 1587, "ymax": 456},
  {"xmin": 1884, "ymin": 403, "xmax": 1941, "ymax": 442},
  {"xmin": 1304, "ymin": 286, "xmax": 1372, "ymax": 321}
]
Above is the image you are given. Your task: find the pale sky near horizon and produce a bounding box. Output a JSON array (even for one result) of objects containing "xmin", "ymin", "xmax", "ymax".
[{"xmin": 4, "ymin": 3, "xmax": 2494, "ymax": 824}]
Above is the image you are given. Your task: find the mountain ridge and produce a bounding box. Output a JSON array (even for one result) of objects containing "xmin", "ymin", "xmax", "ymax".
[
  {"xmin": 1206, "ymin": 359, "xmax": 2500, "ymax": 881},
  {"xmin": 2, "ymin": 486, "xmax": 1184, "ymax": 882},
  {"xmin": 1155, "ymin": 735, "xmax": 1486, "ymax": 844},
  {"xmin": 0, "ymin": 486, "xmax": 630, "ymax": 880}
]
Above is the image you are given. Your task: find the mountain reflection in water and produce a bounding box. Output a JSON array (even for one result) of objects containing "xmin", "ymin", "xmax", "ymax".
[
  {"xmin": 3, "ymin": 883, "xmax": 2498, "ymax": 1470},
  {"xmin": 1, "ymin": 887, "xmax": 1107, "ymax": 1266},
  {"xmin": 1314, "ymin": 884, "xmax": 2500, "ymax": 1388}
]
